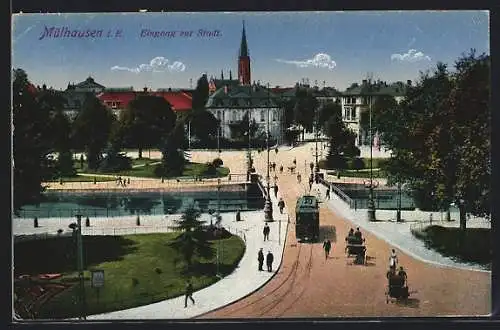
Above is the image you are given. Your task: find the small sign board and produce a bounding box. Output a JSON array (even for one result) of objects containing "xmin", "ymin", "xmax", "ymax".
[{"xmin": 91, "ymin": 270, "xmax": 104, "ymax": 288}]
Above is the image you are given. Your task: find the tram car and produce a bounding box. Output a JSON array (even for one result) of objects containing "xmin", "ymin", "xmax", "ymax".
[{"xmin": 295, "ymin": 195, "xmax": 320, "ymax": 242}]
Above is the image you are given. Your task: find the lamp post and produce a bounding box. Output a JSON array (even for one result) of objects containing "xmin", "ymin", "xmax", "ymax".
[
  {"xmin": 396, "ymin": 181, "xmax": 402, "ymax": 222},
  {"xmin": 69, "ymin": 214, "xmax": 86, "ymax": 320},
  {"xmin": 367, "ymin": 91, "xmax": 376, "ymax": 222},
  {"xmin": 314, "ymin": 97, "xmax": 320, "ymax": 179},
  {"xmin": 216, "ymin": 178, "xmax": 222, "ymax": 278},
  {"xmin": 264, "ymin": 83, "xmax": 274, "ymax": 222},
  {"xmin": 246, "ymin": 111, "xmax": 253, "ymax": 181}
]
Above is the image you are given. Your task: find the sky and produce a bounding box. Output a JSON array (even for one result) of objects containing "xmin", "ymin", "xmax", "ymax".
[{"xmin": 12, "ymin": 11, "xmax": 490, "ymax": 91}]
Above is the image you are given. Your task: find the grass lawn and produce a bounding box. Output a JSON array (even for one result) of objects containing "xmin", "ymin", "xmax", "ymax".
[
  {"xmin": 411, "ymin": 225, "xmax": 491, "ymax": 269},
  {"xmin": 130, "ymin": 158, "xmax": 159, "ymax": 167},
  {"xmin": 47, "ymin": 175, "xmax": 116, "ymax": 183},
  {"xmin": 77, "ymin": 162, "xmax": 230, "ymax": 179},
  {"xmin": 14, "ymin": 233, "xmax": 245, "ymax": 319}
]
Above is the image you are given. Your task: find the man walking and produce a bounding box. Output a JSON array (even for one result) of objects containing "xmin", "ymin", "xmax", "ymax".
[
  {"xmin": 266, "ymin": 250, "xmax": 274, "ymax": 272},
  {"xmin": 278, "ymin": 198, "xmax": 285, "ymax": 214},
  {"xmin": 274, "ymin": 184, "xmax": 279, "ymax": 197},
  {"xmin": 323, "ymin": 239, "xmax": 332, "ymax": 260},
  {"xmin": 263, "ymin": 223, "xmax": 270, "ymax": 241},
  {"xmin": 184, "ymin": 279, "xmax": 195, "ymax": 308},
  {"xmin": 326, "ymin": 187, "xmax": 330, "ymax": 200},
  {"xmin": 258, "ymin": 248, "xmax": 264, "ymax": 271}
]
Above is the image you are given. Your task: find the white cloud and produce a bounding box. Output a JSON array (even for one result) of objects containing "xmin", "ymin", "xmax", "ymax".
[
  {"xmin": 276, "ymin": 53, "xmax": 337, "ymax": 70},
  {"xmin": 111, "ymin": 56, "xmax": 186, "ymax": 73},
  {"xmin": 391, "ymin": 49, "xmax": 431, "ymax": 62}
]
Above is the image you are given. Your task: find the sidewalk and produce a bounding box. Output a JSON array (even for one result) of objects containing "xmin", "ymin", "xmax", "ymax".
[{"xmin": 312, "ymin": 183, "xmax": 490, "ymax": 273}]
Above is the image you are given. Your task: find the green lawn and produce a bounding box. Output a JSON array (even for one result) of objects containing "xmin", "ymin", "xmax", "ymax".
[
  {"xmin": 130, "ymin": 158, "xmax": 158, "ymax": 167},
  {"xmin": 14, "ymin": 233, "xmax": 245, "ymax": 319},
  {"xmin": 411, "ymin": 225, "xmax": 491, "ymax": 269},
  {"xmin": 77, "ymin": 162, "xmax": 230, "ymax": 179}
]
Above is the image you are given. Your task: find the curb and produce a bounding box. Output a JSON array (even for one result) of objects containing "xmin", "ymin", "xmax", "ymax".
[{"xmin": 195, "ymin": 219, "xmax": 290, "ymax": 319}]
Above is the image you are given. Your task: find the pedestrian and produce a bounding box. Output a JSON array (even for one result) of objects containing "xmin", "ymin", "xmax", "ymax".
[
  {"xmin": 293, "ymin": 158, "xmax": 297, "ymax": 166},
  {"xmin": 258, "ymin": 248, "xmax": 264, "ymax": 271},
  {"xmin": 117, "ymin": 176, "xmax": 122, "ymax": 186},
  {"xmin": 389, "ymin": 249, "xmax": 398, "ymax": 272},
  {"xmin": 279, "ymin": 165, "xmax": 283, "ymax": 173},
  {"xmin": 297, "ymin": 173, "xmax": 302, "ymax": 183},
  {"xmin": 308, "ymin": 175, "xmax": 313, "ymax": 191},
  {"xmin": 266, "ymin": 251, "xmax": 274, "ymax": 272},
  {"xmin": 310, "ymin": 162, "xmax": 314, "ymax": 173},
  {"xmin": 263, "ymin": 223, "xmax": 270, "ymax": 241},
  {"xmin": 274, "ymin": 184, "xmax": 278, "ymax": 197},
  {"xmin": 326, "ymin": 187, "xmax": 330, "ymax": 200},
  {"xmin": 127, "ymin": 178, "xmax": 130, "ymax": 184},
  {"xmin": 184, "ymin": 280, "xmax": 195, "ymax": 308},
  {"xmin": 236, "ymin": 210, "xmax": 241, "ymax": 222},
  {"xmin": 278, "ymin": 198, "xmax": 285, "ymax": 214},
  {"xmin": 323, "ymin": 239, "xmax": 332, "ymax": 260}
]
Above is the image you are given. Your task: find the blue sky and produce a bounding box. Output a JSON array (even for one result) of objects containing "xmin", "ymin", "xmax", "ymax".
[{"xmin": 12, "ymin": 11, "xmax": 489, "ymax": 91}]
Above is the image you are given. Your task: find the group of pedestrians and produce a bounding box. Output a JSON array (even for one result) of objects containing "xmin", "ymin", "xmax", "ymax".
[
  {"xmin": 258, "ymin": 248, "xmax": 275, "ymax": 272},
  {"xmin": 116, "ymin": 176, "xmax": 130, "ymax": 187}
]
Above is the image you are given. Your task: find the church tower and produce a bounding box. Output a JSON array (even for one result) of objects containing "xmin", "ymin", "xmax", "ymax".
[{"xmin": 238, "ymin": 21, "xmax": 251, "ymax": 85}]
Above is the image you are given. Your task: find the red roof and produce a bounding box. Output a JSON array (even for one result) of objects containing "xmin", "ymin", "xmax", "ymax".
[
  {"xmin": 97, "ymin": 91, "xmax": 192, "ymax": 112},
  {"xmin": 152, "ymin": 91, "xmax": 192, "ymax": 111}
]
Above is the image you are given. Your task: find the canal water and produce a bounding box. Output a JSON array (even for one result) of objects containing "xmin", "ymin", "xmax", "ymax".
[{"xmin": 14, "ymin": 189, "xmax": 265, "ymax": 219}]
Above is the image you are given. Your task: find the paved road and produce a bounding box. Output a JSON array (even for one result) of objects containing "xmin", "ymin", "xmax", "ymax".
[{"xmin": 198, "ymin": 143, "xmax": 491, "ymax": 317}]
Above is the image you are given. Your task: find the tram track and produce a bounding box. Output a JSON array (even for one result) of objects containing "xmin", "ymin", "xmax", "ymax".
[
  {"xmin": 264, "ymin": 242, "xmax": 314, "ymax": 317},
  {"xmin": 218, "ymin": 242, "xmax": 303, "ymax": 316}
]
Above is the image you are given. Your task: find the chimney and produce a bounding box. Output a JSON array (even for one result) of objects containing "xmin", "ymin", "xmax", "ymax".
[{"xmin": 407, "ymin": 80, "xmax": 412, "ymax": 86}]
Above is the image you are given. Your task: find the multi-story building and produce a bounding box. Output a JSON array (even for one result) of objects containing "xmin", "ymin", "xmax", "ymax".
[
  {"xmin": 205, "ymin": 22, "xmax": 284, "ymax": 143},
  {"xmin": 62, "ymin": 76, "xmax": 106, "ymax": 119},
  {"xmin": 340, "ymin": 79, "xmax": 409, "ymax": 146}
]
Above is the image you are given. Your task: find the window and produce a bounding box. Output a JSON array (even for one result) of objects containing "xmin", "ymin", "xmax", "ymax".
[
  {"xmin": 260, "ymin": 110, "xmax": 265, "ymax": 122},
  {"xmin": 111, "ymin": 101, "xmax": 117, "ymax": 109},
  {"xmin": 217, "ymin": 111, "xmax": 221, "ymax": 121},
  {"xmin": 351, "ymin": 97, "xmax": 356, "ymax": 104},
  {"xmin": 344, "ymin": 106, "xmax": 354, "ymax": 121},
  {"xmin": 232, "ymin": 111, "xmax": 237, "ymax": 123},
  {"xmin": 272, "ymin": 110, "xmax": 277, "ymax": 122}
]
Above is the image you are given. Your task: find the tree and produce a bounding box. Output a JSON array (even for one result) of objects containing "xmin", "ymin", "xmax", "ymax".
[
  {"xmin": 318, "ymin": 101, "xmax": 342, "ymax": 131},
  {"xmin": 12, "ymin": 69, "xmax": 53, "ymax": 213},
  {"xmin": 191, "ymin": 74, "xmax": 209, "ymax": 111},
  {"xmin": 120, "ymin": 95, "xmax": 176, "ymax": 159},
  {"xmin": 229, "ymin": 112, "xmax": 259, "ymax": 141},
  {"xmin": 360, "ymin": 95, "xmax": 398, "ymax": 146},
  {"xmin": 49, "ymin": 110, "xmax": 76, "ymax": 177},
  {"xmin": 323, "ymin": 104, "xmax": 359, "ymax": 170},
  {"xmin": 378, "ymin": 51, "xmax": 490, "ymax": 233},
  {"xmin": 448, "ymin": 50, "xmax": 490, "ymax": 230},
  {"xmin": 188, "ymin": 75, "xmax": 218, "ymax": 143},
  {"xmin": 189, "ymin": 110, "xmax": 219, "ymax": 142},
  {"xmin": 293, "ymin": 87, "xmax": 318, "ymax": 135},
  {"xmin": 72, "ymin": 94, "xmax": 116, "ymax": 170},
  {"xmin": 169, "ymin": 205, "xmax": 215, "ymax": 270},
  {"xmin": 156, "ymin": 120, "xmax": 188, "ymax": 177}
]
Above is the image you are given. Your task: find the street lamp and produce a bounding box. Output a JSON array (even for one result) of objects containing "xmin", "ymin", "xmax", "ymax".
[
  {"xmin": 246, "ymin": 112, "xmax": 253, "ymax": 181},
  {"xmin": 69, "ymin": 214, "xmax": 86, "ymax": 320},
  {"xmin": 216, "ymin": 178, "xmax": 222, "ymax": 278},
  {"xmin": 367, "ymin": 90, "xmax": 377, "ymax": 221},
  {"xmin": 396, "ymin": 181, "xmax": 402, "ymax": 222},
  {"xmin": 264, "ymin": 83, "xmax": 274, "ymax": 222}
]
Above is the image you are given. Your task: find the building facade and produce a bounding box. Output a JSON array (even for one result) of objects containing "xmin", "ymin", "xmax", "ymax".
[
  {"xmin": 340, "ymin": 79, "xmax": 408, "ymax": 146},
  {"xmin": 205, "ymin": 22, "xmax": 284, "ymax": 143}
]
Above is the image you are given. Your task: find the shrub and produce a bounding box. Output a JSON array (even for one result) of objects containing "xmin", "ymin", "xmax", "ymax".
[
  {"xmin": 154, "ymin": 267, "xmax": 162, "ymax": 274},
  {"xmin": 57, "ymin": 229, "xmax": 63, "ymax": 235},
  {"xmin": 351, "ymin": 157, "xmax": 365, "ymax": 171},
  {"xmin": 131, "ymin": 278, "xmax": 139, "ymax": 286},
  {"xmin": 212, "ymin": 158, "xmax": 223, "ymax": 168},
  {"xmin": 203, "ymin": 163, "xmax": 217, "ymax": 176}
]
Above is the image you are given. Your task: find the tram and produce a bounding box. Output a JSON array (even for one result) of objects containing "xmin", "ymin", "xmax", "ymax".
[{"xmin": 295, "ymin": 195, "xmax": 320, "ymax": 242}]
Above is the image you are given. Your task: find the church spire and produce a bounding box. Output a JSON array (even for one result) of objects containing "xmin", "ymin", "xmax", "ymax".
[{"xmin": 239, "ymin": 20, "xmax": 249, "ymax": 57}]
